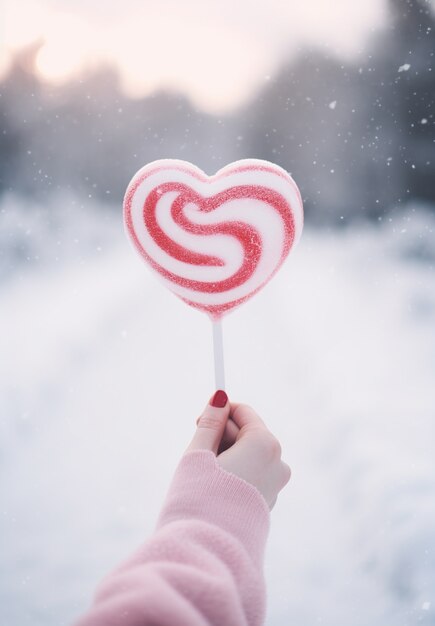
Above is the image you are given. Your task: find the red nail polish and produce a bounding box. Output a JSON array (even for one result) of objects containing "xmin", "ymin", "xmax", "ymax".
[{"xmin": 211, "ymin": 390, "xmax": 228, "ymax": 408}]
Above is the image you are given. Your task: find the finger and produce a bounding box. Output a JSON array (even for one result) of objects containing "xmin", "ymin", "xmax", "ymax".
[
  {"xmin": 196, "ymin": 414, "xmax": 240, "ymax": 440},
  {"xmin": 224, "ymin": 417, "xmax": 240, "ymax": 442},
  {"xmin": 281, "ymin": 462, "xmax": 292, "ymax": 487},
  {"xmin": 217, "ymin": 418, "xmax": 240, "ymax": 455},
  {"xmin": 187, "ymin": 391, "xmax": 230, "ymax": 454},
  {"xmin": 230, "ymin": 403, "xmax": 266, "ymax": 431},
  {"xmin": 196, "ymin": 413, "xmax": 238, "ymax": 431}
]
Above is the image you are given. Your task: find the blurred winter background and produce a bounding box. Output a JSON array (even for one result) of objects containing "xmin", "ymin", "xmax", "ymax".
[{"xmin": 0, "ymin": 0, "xmax": 434, "ymax": 624}]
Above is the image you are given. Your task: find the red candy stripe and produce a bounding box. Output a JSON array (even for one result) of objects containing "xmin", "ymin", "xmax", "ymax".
[{"xmin": 140, "ymin": 182, "xmax": 294, "ymax": 294}]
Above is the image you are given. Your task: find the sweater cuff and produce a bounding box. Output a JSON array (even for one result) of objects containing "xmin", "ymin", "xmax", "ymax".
[{"xmin": 156, "ymin": 449, "xmax": 270, "ymax": 567}]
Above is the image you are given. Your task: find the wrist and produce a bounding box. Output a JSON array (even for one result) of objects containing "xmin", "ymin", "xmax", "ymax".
[{"xmin": 156, "ymin": 449, "xmax": 270, "ymax": 566}]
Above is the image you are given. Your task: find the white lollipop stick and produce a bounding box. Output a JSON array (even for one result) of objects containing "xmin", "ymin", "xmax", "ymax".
[{"xmin": 212, "ymin": 319, "xmax": 225, "ymax": 390}]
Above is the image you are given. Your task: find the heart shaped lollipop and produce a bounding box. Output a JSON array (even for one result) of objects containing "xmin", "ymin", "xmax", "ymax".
[{"xmin": 124, "ymin": 159, "xmax": 303, "ymax": 318}]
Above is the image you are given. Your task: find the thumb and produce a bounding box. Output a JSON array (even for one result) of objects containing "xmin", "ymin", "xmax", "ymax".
[{"xmin": 186, "ymin": 390, "xmax": 229, "ymax": 455}]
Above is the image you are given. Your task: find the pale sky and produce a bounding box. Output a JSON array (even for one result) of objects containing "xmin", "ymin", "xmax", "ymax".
[{"xmin": 1, "ymin": 0, "xmax": 389, "ymax": 113}]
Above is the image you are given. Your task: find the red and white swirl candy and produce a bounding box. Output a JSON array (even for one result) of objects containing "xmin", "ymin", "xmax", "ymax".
[{"xmin": 123, "ymin": 159, "xmax": 303, "ymax": 318}]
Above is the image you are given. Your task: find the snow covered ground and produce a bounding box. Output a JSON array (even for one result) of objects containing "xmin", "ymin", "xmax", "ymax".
[{"xmin": 1, "ymin": 195, "xmax": 434, "ymax": 626}]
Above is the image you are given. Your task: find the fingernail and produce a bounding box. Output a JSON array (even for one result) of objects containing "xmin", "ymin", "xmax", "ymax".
[{"xmin": 211, "ymin": 390, "xmax": 228, "ymax": 408}]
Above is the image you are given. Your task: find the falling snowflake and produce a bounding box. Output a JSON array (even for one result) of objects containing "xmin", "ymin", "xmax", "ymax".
[{"xmin": 398, "ymin": 63, "xmax": 411, "ymax": 72}]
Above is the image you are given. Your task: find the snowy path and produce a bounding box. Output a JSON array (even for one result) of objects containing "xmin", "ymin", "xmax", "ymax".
[{"xmin": 1, "ymin": 209, "xmax": 434, "ymax": 626}]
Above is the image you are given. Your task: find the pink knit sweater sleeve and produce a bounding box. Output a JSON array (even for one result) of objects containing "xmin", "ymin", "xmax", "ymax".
[{"xmin": 73, "ymin": 449, "xmax": 270, "ymax": 626}]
